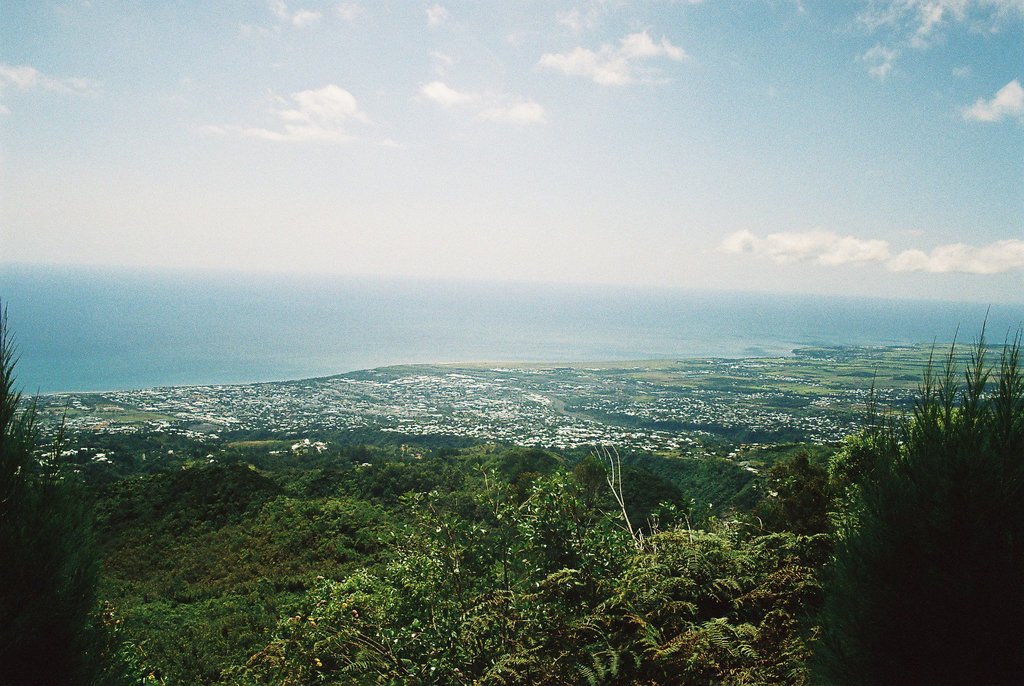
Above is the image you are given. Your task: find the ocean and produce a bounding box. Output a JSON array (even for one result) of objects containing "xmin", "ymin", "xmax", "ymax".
[{"xmin": 2, "ymin": 263, "xmax": 1020, "ymax": 394}]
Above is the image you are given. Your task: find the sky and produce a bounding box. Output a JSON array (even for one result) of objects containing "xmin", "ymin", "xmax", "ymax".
[{"xmin": 0, "ymin": 0, "xmax": 1022, "ymax": 303}]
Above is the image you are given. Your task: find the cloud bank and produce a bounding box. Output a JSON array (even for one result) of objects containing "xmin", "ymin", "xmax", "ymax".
[
  {"xmin": 722, "ymin": 229, "xmax": 1024, "ymax": 274},
  {"xmin": 538, "ymin": 31, "xmax": 687, "ymax": 85}
]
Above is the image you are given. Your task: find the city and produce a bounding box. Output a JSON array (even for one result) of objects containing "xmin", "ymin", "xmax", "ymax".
[{"xmin": 34, "ymin": 346, "xmax": 928, "ymax": 453}]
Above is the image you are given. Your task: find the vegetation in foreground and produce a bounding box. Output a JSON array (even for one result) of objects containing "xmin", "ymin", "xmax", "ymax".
[
  {"xmin": 2, "ymin": 305, "xmax": 1023, "ymax": 684},
  {"xmin": 1, "ymin": 309, "xmax": 140, "ymax": 685},
  {"xmin": 816, "ymin": 335, "xmax": 1024, "ymax": 685}
]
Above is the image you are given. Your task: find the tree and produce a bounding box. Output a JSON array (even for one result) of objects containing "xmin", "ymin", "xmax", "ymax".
[
  {"xmin": 815, "ymin": 333, "xmax": 1024, "ymax": 685},
  {"xmin": 0, "ymin": 305, "xmax": 123, "ymax": 685}
]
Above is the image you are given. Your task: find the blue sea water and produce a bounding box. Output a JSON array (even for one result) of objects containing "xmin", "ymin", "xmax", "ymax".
[{"xmin": 1, "ymin": 263, "xmax": 1021, "ymax": 394}]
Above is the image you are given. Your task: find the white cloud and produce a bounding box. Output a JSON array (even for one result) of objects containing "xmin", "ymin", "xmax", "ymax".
[
  {"xmin": 722, "ymin": 229, "xmax": 1024, "ymax": 274},
  {"xmin": 240, "ymin": 23, "xmax": 274, "ymax": 38},
  {"xmin": 0, "ymin": 63, "xmax": 97, "ymax": 114},
  {"xmin": 888, "ymin": 240, "xmax": 1024, "ymax": 273},
  {"xmin": 420, "ymin": 80, "xmax": 476, "ymax": 109},
  {"xmin": 426, "ymin": 4, "xmax": 450, "ymax": 27},
  {"xmin": 292, "ymin": 10, "xmax": 321, "ymax": 27},
  {"xmin": 420, "ymin": 80, "xmax": 546, "ymax": 125},
  {"xmin": 910, "ymin": 0, "xmax": 964, "ymax": 46},
  {"xmin": 855, "ymin": 1, "xmax": 1023, "ymax": 76},
  {"xmin": 860, "ymin": 44, "xmax": 899, "ymax": 79},
  {"xmin": 962, "ymin": 79, "xmax": 1024, "ymax": 121},
  {"xmin": 430, "ymin": 51, "xmax": 455, "ymax": 78},
  {"xmin": 269, "ymin": 0, "xmax": 321, "ymax": 27},
  {"xmin": 619, "ymin": 32, "xmax": 686, "ymax": 60},
  {"xmin": 0, "ymin": 63, "xmax": 96, "ymax": 95},
  {"xmin": 538, "ymin": 31, "xmax": 687, "ymax": 86},
  {"xmin": 860, "ymin": 0, "xmax": 1024, "ymax": 41},
  {"xmin": 336, "ymin": 3, "xmax": 360, "ymax": 22},
  {"xmin": 556, "ymin": 5, "xmax": 611, "ymax": 34},
  {"xmin": 721, "ymin": 229, "xmax": 890, "ymax": 265},
  {"xmin": 557, "ymin": 9, "xmax": 588, "ymax": 33},
  {"xmin": 557, "ymin": 0, "xmax": 699, "ymax": 33},
  {"xmin": 859, "ymin": 1, "xmax": 967, "ymax": 41},
  {"xmin": 208, "ymin": 84, "xmax": 368, "ymax": 143},
  {"xmin": 0, "ymin": 64, "xmax": 47, "ymax": 90},
  {"xmin": 480, "ymin": 101, "xmax": 546, "ymax": 125}
]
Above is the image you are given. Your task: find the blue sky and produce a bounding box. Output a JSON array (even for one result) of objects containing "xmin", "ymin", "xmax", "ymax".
[{"xmin": 1, "ymin": 0, "xmax": 1021, "ymax": 302}]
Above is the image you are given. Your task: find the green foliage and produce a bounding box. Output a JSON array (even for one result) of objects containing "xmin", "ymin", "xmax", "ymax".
[
  {"xmin": 632, "ymin": 453, "xmax": 758, "ymax": 521},
  {"xmin": 62, "ymin": 431, "xmax": 220, "ymax": 484},
  {"xmin": 605, "ymin": 527, "xmax": 829, "ymax": 685},
  {"xmin": 754, "ymin": 452, "xmax": 831, "ymax": 535},
  {"xmin": 93, "ymin": 467, "xmax": 391, "ymax": 683},
  {"xmin": 815, "ymin": 333, "xmax": 1024, "ymax": 685},
  {"xmin": 618, "ymin": 463, "xmax": 685, "ymax": 529},
  {"xmin": 228, "ymin": 466, "xmax": 826, "ymax": 686},
  {"xmin": 483, "ymin": 446, "xmax": 561, "ymax": 481},
  {"xmin": 115, "ymin": 595, "xmax": 286, "ymax": 685},
  {"xmin": 289, "ymin": 454, "xmax": 468, "ymax": 505},
  {"xmin": 825, "ymin": 430, "xmax": 893, "ymax": 528},
  {"xmin": 70, "ymin": 425, "xmax": 834, "ymax": 685},
  {"xmin": 93, "ymin": 463, "xmax": 285, "ymax": 537}
]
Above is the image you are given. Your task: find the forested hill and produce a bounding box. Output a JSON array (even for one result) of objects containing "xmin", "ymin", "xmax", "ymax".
[{"xmin": 86, "ymin": 442, "xmax": 831, "ymax": 684}]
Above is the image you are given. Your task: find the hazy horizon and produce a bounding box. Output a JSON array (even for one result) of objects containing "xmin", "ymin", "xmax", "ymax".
[
  {"xmin": 4, "ymin": 258, "xmax": 1024, "ymax": 307},
  {"xmin": 1, "ymin": 1, "xmax": 1022, "ymax": 304}
]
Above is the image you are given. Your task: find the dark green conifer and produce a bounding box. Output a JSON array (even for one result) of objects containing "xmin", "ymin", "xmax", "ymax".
[
  {"xmin": 815, "ymin": 332, "xmax": 1024, "ymax": 685},
  {"xmin": 0, "ymin": 306, "xmax": 116, "ymax": 685}
]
